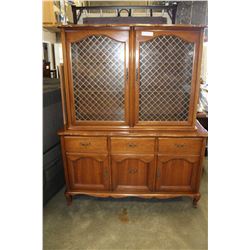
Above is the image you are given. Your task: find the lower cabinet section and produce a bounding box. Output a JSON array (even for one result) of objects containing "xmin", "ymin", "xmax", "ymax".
[
  {"xmin": 111, "ymin": 155, "xmax": 155, "ymax": 192},
  {"xmin": 61, "ymin": 135, "xmax": 206, "ymax": 207},
  {"xmin": 156, "ymin": 156, "xmax": 200, "ymax": 192},
  {"xmin": 66, "ymin": 154, "xmax": 110, "ymax": 191}
]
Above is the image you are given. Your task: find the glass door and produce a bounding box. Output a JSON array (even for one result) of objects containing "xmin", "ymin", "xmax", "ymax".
[
  {"xmin": 65, "ymin": 29, "xmax": 129, "ymax": 127},
  {"xmin": 134, "ymin": 29, "xmax": 202, "ymax": 128}
]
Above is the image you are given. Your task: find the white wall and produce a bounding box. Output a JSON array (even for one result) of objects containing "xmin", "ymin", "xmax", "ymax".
[
  {"xmin": 43, "ymin": 29, "xmax": 62, "ymax": 72},
  {"xmin": 201, "ymin": 42, "xmax": 208, "ymax": 83},
  {"xmin": 43, "ymin": 29, "xmax": 56, "ymax": 43}
]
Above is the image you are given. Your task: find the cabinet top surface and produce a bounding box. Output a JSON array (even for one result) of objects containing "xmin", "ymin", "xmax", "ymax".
[
  {"xmin": 59, "ymin": 24, "xmax": 206, "ymax": 30},
  {"xmin": 58, "ymin": 121, "xmax": 208, "ymax": 138}
]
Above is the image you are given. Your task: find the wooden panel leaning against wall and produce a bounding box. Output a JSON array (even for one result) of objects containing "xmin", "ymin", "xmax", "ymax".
[{"xmin": 57, "ymin": 24, "xmax": 208, "ymax": 208}]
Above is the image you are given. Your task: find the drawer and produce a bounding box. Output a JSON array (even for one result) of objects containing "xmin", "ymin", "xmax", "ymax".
[
  {"xmin": 158, "ymin": 138, "xmax": 203, "ymax": 156},
  {"xmin": 111, "ymin": 138, "xmax": 155, "ymax": 154},
  {"xmin": 64, "ymin": 137, "xmax": 107, "ymax": 153}
]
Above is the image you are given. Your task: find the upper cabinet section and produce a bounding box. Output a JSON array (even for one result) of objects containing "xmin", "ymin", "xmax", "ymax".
[{"xmin": 61, "ymin": 26, "xmax": 204, "ymax": 131}]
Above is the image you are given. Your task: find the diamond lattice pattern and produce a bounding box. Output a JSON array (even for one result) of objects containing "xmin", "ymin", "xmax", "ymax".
[
  {"xmin": 139, "ymin": 35, "xmax": 194, "ymax": 121},
  {"xmin": 71, "ymin": 35, "xmax": 125, "ymax": 121}
]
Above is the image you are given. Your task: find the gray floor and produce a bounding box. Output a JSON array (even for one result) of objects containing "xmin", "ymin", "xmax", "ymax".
[{"xmin": 43, "ymin": 157, "xmax": 208, "ymax": 250}]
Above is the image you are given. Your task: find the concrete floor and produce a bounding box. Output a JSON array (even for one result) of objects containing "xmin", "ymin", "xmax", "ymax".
[{"xmin": 43, "ymin": 157, "xmax": 207, "ymax": 250}]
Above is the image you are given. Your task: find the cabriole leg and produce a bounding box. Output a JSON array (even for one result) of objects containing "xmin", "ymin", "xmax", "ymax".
[
  {"xmin": 65, "ymin": 193, "xmax": 72, "ymax": 206},
  {"xmin": 193, "ymin": 194, "xmax": 201, "ymax": 208}
]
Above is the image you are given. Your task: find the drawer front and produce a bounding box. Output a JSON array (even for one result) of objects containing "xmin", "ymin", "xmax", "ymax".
[
  {"xmin": 111, "ymin": 138, "xmax": 155, "ymax": 154},
  {"xmin": 64, "ymin": 137, "xmax": 107, "ymax": 153},
  {"xmin": 158, "ymin": 138, "xmax": 203, "ymax": 156}
]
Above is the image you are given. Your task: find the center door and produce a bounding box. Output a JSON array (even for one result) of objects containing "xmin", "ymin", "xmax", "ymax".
[
  {"xmin": 111, "ymin": 138, "xmax": 156, "ymax": 192},
  {"xmin": 111, "ymin": 155, "xmax": 155, "ymax": 192}
]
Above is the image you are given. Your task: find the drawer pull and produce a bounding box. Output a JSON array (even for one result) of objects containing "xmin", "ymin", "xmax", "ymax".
[
  {"xmin": 128, "ymin": 143, "xmax": 137, "ymax": 148},
  {"xmin": 175, "ymin": 144, "xmax": 185, "ymax": 148},
  {"xmin": 80, "ymin": 142, "xmax": 91, "ymax": 147}
]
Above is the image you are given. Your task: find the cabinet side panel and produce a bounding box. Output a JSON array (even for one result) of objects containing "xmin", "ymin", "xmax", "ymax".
[
  {"xmin": 60, "ymin": 136, "xmax": 71, "ymax": 190},
  {"xmin": 191, "ymin": 29, "xmax": 204, "ymax": 126},
  {"xmin": 61, "ymin": 30, "xmax": 74, "ymax": 127},
  {"xmin": 194, "ymin": 138, "xmax": 207, "ymax": 192}
]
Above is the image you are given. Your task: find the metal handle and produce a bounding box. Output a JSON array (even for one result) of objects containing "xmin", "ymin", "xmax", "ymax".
[
  {"xmin": 128, "ymin": 167, "xmax": 138, "ymax": 174},
  {"xmin": 136, "ymin": 68, "xmax": 139, "ymax": 81},
  {"xmin": 128, "ymin": 143, "xmax": 137, "ymax": 148},
  {"xmin": 157, "ymin": 170, "xmax": 161, "ymax": 178},
  {"xmin": 126, "ymin": 68, "xmax": 129, "ymax": 81},
  {"xmin": 80, "ymin": 142, "xmax": 91, "ymax": 147},
  {"xmin": 103, "ymin": 169, "xmax": 109, "ymax": 178},
  {"xmin": 175, "ymin": 144, "xmax": 185, "ymax": 148}
]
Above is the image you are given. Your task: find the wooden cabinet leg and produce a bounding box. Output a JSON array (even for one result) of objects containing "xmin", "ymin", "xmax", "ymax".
[
  {"xmin": 65, "ymin": 193, "xmax": 72, "ymax": 206},
  {"xmin": 193, "ymin": 194, "xmax": 201, "ymax": 208}
]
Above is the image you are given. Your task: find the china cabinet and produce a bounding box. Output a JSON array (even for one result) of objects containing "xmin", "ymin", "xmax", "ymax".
[{"xmin": 58, "ymin": 24, "xmax": 207, "ymax": 207}]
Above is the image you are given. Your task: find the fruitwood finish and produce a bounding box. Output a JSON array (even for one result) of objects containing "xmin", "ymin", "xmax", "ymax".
[{"xmin": 58, "ymin": 24, "xmax": 207, "ymax": 207}]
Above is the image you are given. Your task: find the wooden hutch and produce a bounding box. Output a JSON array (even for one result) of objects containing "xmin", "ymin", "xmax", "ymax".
[{"xmin": 58, "ymin": 24, "xmax": 207, "ymax": 207}]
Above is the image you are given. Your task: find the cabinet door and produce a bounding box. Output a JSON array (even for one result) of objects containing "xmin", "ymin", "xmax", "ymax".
[
  {"xmin": 156, "ymin": 156, "xmax": 200, "ymax": 192},
  {"xmin": 64, "ymin": 29, "xmax": 130, "ymax": 127},
  {"xmin": 66, "ymin": 154, "xmax": 110, "ymax": 191},
  {"xmin": 112, "ymin": 155, "xmax": 155, "ymax": 192},
  {"xmin": 134, "ymin": 29, "xmax": 202, "ymax": 128}
]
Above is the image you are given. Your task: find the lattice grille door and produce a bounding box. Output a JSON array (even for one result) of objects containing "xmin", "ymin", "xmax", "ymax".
[
  {"xmin": 138, "ymin": 35, "xmax": 195, "ymax": 122},
  {"xmin": 71, "ymin": 35, "xmax": 126, "ymax": 122}
]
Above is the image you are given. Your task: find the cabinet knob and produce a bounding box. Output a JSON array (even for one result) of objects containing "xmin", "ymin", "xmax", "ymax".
[
  {"xmin": 136, "ymin": 68, "xmax": 139, "ymax": 81},
  {"xmin": 175, "ymin": 144, "xmax": 185, "ymax": 148},
  {"xmin": 128, "ymin": 143, "xmax": 137, "ymax": 148}
]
